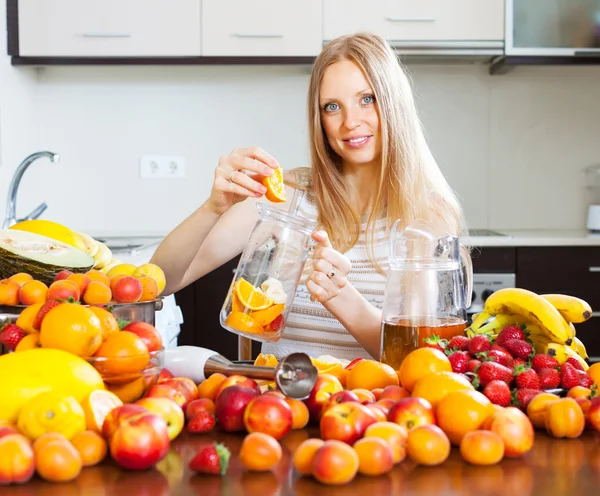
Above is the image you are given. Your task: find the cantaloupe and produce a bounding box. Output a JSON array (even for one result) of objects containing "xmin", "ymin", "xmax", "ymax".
[{"xmin": 0, "ymin": 229, "xmax": 95, "ymax": 286}]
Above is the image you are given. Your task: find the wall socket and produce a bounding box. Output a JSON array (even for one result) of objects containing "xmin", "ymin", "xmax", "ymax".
[{"xmin": 140, "ymin": 155, "xmax": 186, "ymax": 178}]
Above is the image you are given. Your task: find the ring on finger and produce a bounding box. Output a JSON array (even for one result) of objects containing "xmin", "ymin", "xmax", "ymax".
[{"xmin": 327, "ymin": 269, "xmax": 337, "ymax": 279}]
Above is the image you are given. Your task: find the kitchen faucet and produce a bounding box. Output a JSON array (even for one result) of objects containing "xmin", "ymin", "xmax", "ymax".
[{"xmin": 2, "ymin": 151, "xmax": 60, "ymax": 229}]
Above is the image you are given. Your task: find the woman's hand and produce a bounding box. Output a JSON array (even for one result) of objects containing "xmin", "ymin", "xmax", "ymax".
[
  {"xmin": 205, "ymin": 147, "xmax": 280, "ymax": 215},
  {"xmin": 306, "ymin": 231, "xmax": 352, "ymax": 304}
]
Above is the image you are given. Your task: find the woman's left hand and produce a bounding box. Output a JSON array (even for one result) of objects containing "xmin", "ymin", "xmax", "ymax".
[{"xmin": 306, "ymin": 231, "xmax": 352, "ymax": 304}]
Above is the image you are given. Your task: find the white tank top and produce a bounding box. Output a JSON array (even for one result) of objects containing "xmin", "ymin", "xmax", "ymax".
[{"xmin": 261, "ymin": 172, "xmax": 389, "ymax": 361}]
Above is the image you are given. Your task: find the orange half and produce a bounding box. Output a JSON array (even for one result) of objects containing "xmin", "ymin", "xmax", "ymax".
[
  {"xmin": 81, "ymin": 390, "xmax": 123, "ymax": 433},
  {"xmin": 262, "ymin": 167, "xmax": 286, "ymax": 203},
  {"xmin": 235, "ymin": 278, "xmax": 273, "ymax": 311}
]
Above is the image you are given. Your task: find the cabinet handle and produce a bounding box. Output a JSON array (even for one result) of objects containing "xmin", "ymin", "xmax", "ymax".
[
  {"xmin": 589, "ymin": 267, "xmax": 600, "ymax": 272},
  {"xmin": 233, "ymin": 33, "xmax": 284, "ymax": 39},
  {"xmin": 386, "ymin": 16, "xmax": 435, "ymax": 23},
  {"xmin": 81, "ymin": 33, "xmax": 132, "ymax": 38}
]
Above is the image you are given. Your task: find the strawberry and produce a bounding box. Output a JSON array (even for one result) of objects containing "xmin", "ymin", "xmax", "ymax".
[
  {"xmin": 447, "ymin": 335, "xmax": 470, "ymax": 351},
  {"xmin": 486, "ymin": 349, "xmax": 512, "ymax": 367},
  {"xmin": 267, "ymin": 315, "xmax": 284, "ymax": 332},
  {"xmin": 466, "ymin": 359, "xmax": 481, "ymax": 374},
  {"xmin": 565, "ymin": 357, "xmax": 585, "ymax": 372},
  {"xmin": 503, "ymin": 339, "xmax": 533, "ymax": 360},
  {"xmin": 578, "ymin": 371, "xmax": 594, "ymax": 388},
  {"xmin": 189, "ymin": 442, "xmax": 231, "ymax": 475},
  {"xmin": 424, "ymin": 335, "xmax": 447, "ymax": 353},
  {"xmin": 560, "ymin": 362, "xmax": 580, "ymax": 390},
  {"xmin": 473, "ymin": 361, "xmax": 514, "ymax": 388},
  {"xmin": 447, "ymin": 351, "xmax": 469, "ymax": 374},
  {"xmin": 33, "ymin": 300, "xmax": 62, "ymax": 330},
  {"xmin": 531, "ymin": 354, "xmax": 559, "ymax": 372},
  {"xmin": 508, "ymin": 357, "xmax": 526, "ymax": 370},
  {"xmin": 187, "ymin": 411, "xmax": 215, "ymax": 434},
  {"xmin": 514, "ymin": 366, "xmax": 540, "ymax": 390},
  {"xmin": 483, "ymin": 380, "xmax": 511, "ymax": 407},
  {"xmin": 513, "ymin": 388, "xmax": 540, "ymax": 410},
  {"xmin": 0, "ymin": 323, "xmax": 25, "ymax": 351},
  {"xmin": 538, "ymin": 367, "xmax": 560, "ymax": 389},
  {"xmin": 495, "ymin": 324, "xmax": 526, "ymax": 347},
  {"xmin": 468, "ymin": 335, "xmax": 491, "ymax": 356}
]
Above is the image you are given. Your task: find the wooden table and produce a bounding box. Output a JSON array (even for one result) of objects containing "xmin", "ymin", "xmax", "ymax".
[{"xmin": 3, "ymin": 428, "xmax": 600, "ymax": 495}]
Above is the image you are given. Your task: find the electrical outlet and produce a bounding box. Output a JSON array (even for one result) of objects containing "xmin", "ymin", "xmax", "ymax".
[{"xmin": 140, "ymin": 155, "xmax": 186, "ymax": 178}]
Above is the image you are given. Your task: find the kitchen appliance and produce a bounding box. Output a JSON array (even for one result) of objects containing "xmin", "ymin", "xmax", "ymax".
[
  {"xmin": 380, "ymin": 220, "xmax": 473, "ymax": 370},
  {"xmin": 585, "ymin": 164, "xmax": 600, "ymax": 232},
  {"xmin": 164, "ymin": 346, "xmax": 317, "ymax": 399}
]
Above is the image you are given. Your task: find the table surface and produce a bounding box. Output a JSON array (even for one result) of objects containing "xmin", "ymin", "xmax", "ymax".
[{"xmin": 3, "ymin": 427, "xmax": 600, "ymax": 496}]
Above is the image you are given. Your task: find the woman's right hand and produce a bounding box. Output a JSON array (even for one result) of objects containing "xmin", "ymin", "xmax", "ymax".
[{"xmin": 205, "ymin": 147, "xmax": 280, "ymax": 215}]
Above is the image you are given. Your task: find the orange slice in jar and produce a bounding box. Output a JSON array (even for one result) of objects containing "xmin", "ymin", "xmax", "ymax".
[
  {"xmin": 261, "ymin": 167, "xmax": 286, "ymax": 203},
  {"xmin": 235, "ymin": 278, "xmax": 273, "ymax": 311},
  {"xmin": 225, "ymin": 311, "xmax": 264, "ymax": 334},
  {"xmin": 251, "ymin": 304, "xmax": 284, "ymax": 327}
]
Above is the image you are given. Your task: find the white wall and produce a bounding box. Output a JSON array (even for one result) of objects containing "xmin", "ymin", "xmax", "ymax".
[{"xmin": 2, "ymin": 56, "xmax": 600, "ymax": 235}]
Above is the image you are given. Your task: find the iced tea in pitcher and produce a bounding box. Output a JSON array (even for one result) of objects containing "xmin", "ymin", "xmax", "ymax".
[{"xmin": 379, "ymin": 220, "xmax": 472, "ymax": 373}]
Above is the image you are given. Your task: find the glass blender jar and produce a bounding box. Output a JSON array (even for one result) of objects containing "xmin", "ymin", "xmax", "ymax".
[{"xmin": 220, "ymin": 203, "xmax": 316, "ymax": 343}]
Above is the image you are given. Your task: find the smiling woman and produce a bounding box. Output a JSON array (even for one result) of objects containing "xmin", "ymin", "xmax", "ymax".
[{"xmin": 150, "ymin": 32, "xmax": 466, "ymax": 362}]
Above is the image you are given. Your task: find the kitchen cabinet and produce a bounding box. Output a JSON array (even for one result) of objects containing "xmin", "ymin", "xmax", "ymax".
[
  {"xmin": 201, "ymin": 0, "xmax": 323, "ymax": 57},
  {"xmin": 323, "ymin": 0, "xmax": 505, "ymax": 43},
  {"xmin": 16, "ymin": 0, "xmax": 202, "ymax": 57}
]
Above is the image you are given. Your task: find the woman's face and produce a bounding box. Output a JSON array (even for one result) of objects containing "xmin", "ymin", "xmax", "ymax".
[{"xmin": 319, "ymin": 60, "xmax": 381, "ymax": 170}]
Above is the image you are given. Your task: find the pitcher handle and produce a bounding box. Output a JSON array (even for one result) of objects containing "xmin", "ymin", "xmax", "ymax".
[{"xmin": 459, "ymin": 244, "xmax": 473, "ymax": 308}]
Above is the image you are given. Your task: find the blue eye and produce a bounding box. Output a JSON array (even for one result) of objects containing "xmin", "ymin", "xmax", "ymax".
[
  {"xmin": 323, "ymin": 102, "xmax": 339, "ymax": 112},
  {"xmin": 362, "ymin": 94, "xmax": 375, "ymax": 104}
]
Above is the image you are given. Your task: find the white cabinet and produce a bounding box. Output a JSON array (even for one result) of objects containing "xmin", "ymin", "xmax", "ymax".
[
  {"xmin": 201, "ymin": 0, "xmax": 323, "ymax": 57},
  {"xmin": 18, "ymin": 0, "xmax": 202, "ymax": 57},
  {"xmin": 324, "ymin": 0, "xmax": 504, "ymax": 43}
]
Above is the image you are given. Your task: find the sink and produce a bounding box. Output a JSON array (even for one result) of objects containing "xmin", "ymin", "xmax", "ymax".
[{"xmin": 95, "ymin": 236, "xmax": 162, "ymax": 253}]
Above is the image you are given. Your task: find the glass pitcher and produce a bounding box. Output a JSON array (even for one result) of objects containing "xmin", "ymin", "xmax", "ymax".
[
  {"xmin": 220, "ymin": 203, "xmax": 316, "ymax": 343},
  {"xmin": 380, "ymin": 220, "xmax": 473, "ymax": 372}
]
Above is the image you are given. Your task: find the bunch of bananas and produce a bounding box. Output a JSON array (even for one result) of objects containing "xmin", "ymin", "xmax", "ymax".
[{"xmin": 466, "ymin": 289, "xmax": 592, "ymax": 371}]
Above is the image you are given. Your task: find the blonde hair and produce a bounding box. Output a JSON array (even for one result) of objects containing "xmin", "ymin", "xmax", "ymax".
[{"xmin": 291, "ymin": 32, "xmax": 467, "ymax": 272}]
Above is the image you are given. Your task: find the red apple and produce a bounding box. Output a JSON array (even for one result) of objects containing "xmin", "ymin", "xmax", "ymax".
[
  {"xmin": 158, "ymin": 378, "xmax": 198, "ymax": 409},
  {"xmin": 102, "ymin": 404, "xmax": 149, "ymax": 440},
  {"xmin": 214, "ymin": 385, "xmax": 259, "ymax": 432},
  {"xmin": 214, "ymin": 375, "xmax": 261, "ymax": 400},
  {"xmin": 110, "ymin": 411, "xmax": 170, "ymax": 470},
  {"xmin": 135, "ymin": 397, "xmax": 185, "ymax": 441},
  {"xmin": 321, "ymin": 390, "xmax": 360, "ymax": 416},
  {"xmin": 0, "ymin": 433, "xmax": 35, "ymax": 484},
  {"xmin": 54, "ymin": 270, "xmax": 74, "ymax": 281},
  {"xmin": 158, "ymin": 369, "xmax": 174, "ymax": 382},
  {"xmin": 185, "ymin": 398, "xmax": 215, "ymax": 420},
  {"xmin": 123, "ymin": 322, "xmax": 163, "ymax": 352},
  {"xmin": 243, "ymin": 395, "xmax": 293, "ymax": 440},
  {"xmin": 388, "ymin": 397, "xmax": 436, "ymax": 431},
  {"xmin": 144, "ymin": 384, "xmax": 187, "ymax": 409},
  {"xmin": 303, "ymin": 374, "xmax": 344, "ymax": 422},
  {"xmin": 320, "ymin": 402, "xmax": 379, "ymax": 445}
]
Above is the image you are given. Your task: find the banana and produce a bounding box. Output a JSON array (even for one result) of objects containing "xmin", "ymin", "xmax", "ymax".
[
  {"xmin": 572, "ymin": 337, "xmax": 589, "ymax": 360},
  {"xmin": 92, "ymin": 241, "xmax": 112, "ymax": 270},
  {"xmin": 481, "ymin": 288, "xmax": 573, "ymax": 345},
  {"xmin": 76, "ymin": 231, "xmax": 99, "ymax": 258},
  {"xmin": 545, "ymin": 342, "xmax": 589, "ymax": 371},
  {"xmin": 541, "ymin": 294, "xmax": 592, "ymax": 324}
]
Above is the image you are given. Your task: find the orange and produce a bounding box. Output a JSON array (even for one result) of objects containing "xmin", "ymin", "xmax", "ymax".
[
  {"xmin": 398, "ymin": 348, "xmax": 452, "ymax": 392},
  {"xmin": 80, "ymin": 390, "xmax": 123, "ymax": 433},
  {"xmin": 254, "ymin": 353, "xmax": 279, "ymax": 367},
  {"xmin": 106, "ymin": 377, "xmax": 146, "ymax": 404},
  {"xmin": 15, "ymin": 302, "xmax": 44, "ymax": 334},
  {"xmin": 406, "ymin": 424, "xmax": 451, "ymax": 466},
  {"xmin": 436, "ymin": 390, "xmax": 495, "ymax": 445},
  {"xmin": 459, "ymin": 430, "xmax": 504, "ymax": 466},
  {"xmin": 39, "ymin": 302, "xmax": 103, "ymax": 357},
  {"xmin": 93, "ymin": 331, "xmax": 149, "ymax": 378},
  {"xmin": 35, "ymin": 439, "xmax": 82, "ymax": 482},
  {"xmin": 587, "ymin": 363, "xmax": 600, "ymax": 386},
  {"xmin": 15, "ymin": 332, "xmax": 41, "ymax": 351},
  {"xmin": 239, "ymin": 432, "xmax": 282, "ymax": 471},
  {"xmin": 364, "ymin": 421, "xmax": 408, "ymax": 464},
  {"xmin": 70, "ymin": 430, "xmax": 107, "ymax": 467},
  {"xmin": 87, "ymin": 306, "xmax": 120, "ymax": 340},
  {"xmin": 251, "ymin": 304, "xmax": 284, "ymax": 326},
  {"xmin": 261, "ymin": 166, "xmax": 286, "ymax": 203},
  {"xmin": 346, "ymin": 360, "xmax": 399, "ymax": 391},
  {"xmin": 197, "ymin": 373, "xmax": 227, "ymax": 401},
  {"xmin": 411, "ymin": 371, "xmax": 473, "ymax": 409},
  {"xmin": 235, "ymin": 278, "xmax": 273, "ymax": 311},
  {"xmin": 311, "ymin": 358, "xmax": 345, "ymax": 381},
  {"xmin": 225, "ymin": 311, "xmax": 264, "ymax": 334}
]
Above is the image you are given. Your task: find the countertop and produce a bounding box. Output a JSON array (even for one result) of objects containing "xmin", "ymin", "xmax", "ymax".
[
  {"xmin": 463, "ymin": 230, "xmax": 600, "ymax": 247},
  {"xmin": 4, "ymin": 428, "xmax": 598, "ymax": 496}
]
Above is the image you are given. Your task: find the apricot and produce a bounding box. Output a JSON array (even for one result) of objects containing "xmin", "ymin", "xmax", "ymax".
[
  {"xmin": 285, "ymin": 398, "xmax": 310, "ymax": 430},
  {"xmin": 197, "ymin": 373, "xmax": 227, "ymax": 402},
  {"xmin": 526, "ymin": 393, "xmax": 560, "ymax": 429},
  {"xmin": 8, "ymin": 273, "xmax": 33, "ymax": 287},
  {"xmin": 85, "ymin": 270, "xmax": 110, "ymax": 286},
  {"xmin": 67, "ymin": 273, "xmax": 91, "ymax": 296},
  {"xmin": 109, "ymin": 274, "xmax": 128, "ymax": 294},
  {"xmin": 71, "ymin": 431, "xmax": 107, "ymax": 467},
  {"xmin": 239, "ymin": 432, "xmax": 282, "ymax": 472},
  {"xmin": 138, "ymin": 276, "xmax": 158, "ymax": 302},
  {"xmin": 311, "ymin": 439, "xmax": 359, "ymax": 485},
  {"xmin": 112, "ymin": 276, "xmax": 143, "ymax": 304},
  {"xmin": 35, "ymin": 439, "xmax": 82, "ymax": 482},
  {"xmin": 47, "ymin": 279, "xmax": 80, "ymax": 302},
  {"xmin": 0, "ymin": 433, "xmax": 35, "ymax": 484},
  {"xmin": 353, "ymin": 436, "xmax": 394, "ymax": 476},
  {"xmin": 0, "ymin": 279, "xmax": 20, "ymax": 306},
  {"xmin": 364, "ymin": 421, "xmax": 408, "ymax": 464},
  {"xmin": 292, "ymin": 438, "xmax": 325, "ymax": 476},
  {"xmin": 18, "ymin": 280, "xmax": 48, "ymax": 305},
  {"xmin": 459, "ymin": 430, "xmax": 504, "ymax": 466},
  {"xmin": 406, "ymin": 424, "xmax": 451, "ymax": 466},
  {"xmin": 83, "ymin": 281, "xmax": 112, "ymax": 305}
]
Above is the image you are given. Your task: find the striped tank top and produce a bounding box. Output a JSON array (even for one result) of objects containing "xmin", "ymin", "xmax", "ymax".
[{"xmin": 261, "ymin": 170, "xmax": 390, "ymax": 362}]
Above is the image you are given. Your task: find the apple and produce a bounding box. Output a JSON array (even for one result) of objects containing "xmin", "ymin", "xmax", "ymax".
[
  {"xmin": 110, "ymin": 411, "xmax": 170, "ymax": 470},
  {"xmin": 185, "ymin": 398, "xmax": 215, "ymax": 421},
  {"xmin": 388, "ymin": 397, "xmax": 435, "ymax": 431},
  {"xmin": 102, "ymin": 404, "xmax": 149, "ymax": 440},
  {"xmin": 485, "ymin": 406, "xmax": 534, "ymax": 457},
  {"xmin": 144, "ymin": 384, "xmax": 187, "ymax": 409},
  {"xmin": 303, "ymin": 374, "xmax": 344, "ymax": 422},
  {"xmin": 159, "ymin": 378, "xmax": 198, "ymax": 408},
  {"xmin": 0, "ymin": 433, "xmax": 35, "ymax": 484},
  {"xmin": 320, "ymin": 402, "xmax": 378, "ymax": 445},
  {"xmin": 136, "ymin": 397, "xmax": 185, "ymax": 441},
  {"xmin": 321, "ymin": 390, "xmax": 360, "ymax": 417},
  {"xmin": 214, "ymin": 375, "xmax": 261, "ymax": 400},
  {"xmin": 123, "ymin": 322, "xmax": 163, "ymax": 352},
  {"xmin": 214, "ymin": 385, "xmax": 259, "ymax": 432},
  {"xmin": 243, "ymin": 395, "xmax": 293, "ymax": 440},
  {"xmin": 158, "ymin": 369, "xmax": 174, "ymax": 382},
  {"xmin": 586, "ymin": 399, "xmax": 600, "ymax": 432}
]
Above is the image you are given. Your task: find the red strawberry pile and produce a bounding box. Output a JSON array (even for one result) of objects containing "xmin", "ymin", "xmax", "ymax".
[{"xmin": 425, "ymin": 325, "xmax": 596, "ymax": 411}]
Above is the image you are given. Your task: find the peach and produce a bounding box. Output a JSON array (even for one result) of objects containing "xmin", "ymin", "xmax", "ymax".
[
  {"xmin": 158, "ymin": 368, "xmax": 174, "ymax": 383},
  {"xmin": 320, "ymin": 402, "xmax": 378, "ymax": 445},
  {"xmin": 112, "ymin": 276, "xmax": 143, "ymax": 304},
  {"xmin": 371, "ymin": 388, "xmax": 384, "ymax": 401},
  {"xmin": 380, "ymin": 385, "xmax": 410, "ymax": 401},
  {"xmin": 312, "ymin": 439, "xmax": 359, "ymax": 485},
  {"xmin": 47, "ymin": 279, "xmax": 80, "ymax": 302},
  {"xmin": 82, "ymin": 281, "xmax": 112, "ymax": 305},
  {"xmin": 18, "ymin": 279, "xmax": 48, "ymax": 305},
  {"xmin": 367, "ymin": 404, "xmax": 388, "ymax": 423},
  {"xmin": 67, "ymin": 273, "xmax": 91, "ymax": 296},
  {"xmin": 186, "ymin": 398, "xmax": 215, "ymax": 420},
  {"xmin": 158, "ymin": 378, "xmax": 198, "ymax": 409},
  {"xmin": 485, "ymin": 406, "xmax": 534, "ymax": 457},
  {"xmin": 285, "ymin": 397, "xmax": 310, "ymax": 430},
  {"xmin": 122, "ymin": 322, "xmax": 163, "ymax": 352},
  {"xmin": 321, "ymin": 390, "xmax": 360, "ymax": 416},
  {"xmin": 353, "ymin": 436, "xmax": 394, "ymax": 476},
  {"xmin": 136, "ymin": 397, "xmax": 185, "ymax": 441},
  {"xmin": 243, "ymin": 395, "xmax": 293, "ymax": 440},
  {"xmin": 144, "ymin": 384, "xmax": 187, "ymax": 409},
  {"xmin": 54, "ymin": 270, "xmax": 74, "ymax": 281},
  {"xmin": 0, "ymin": 279, "xmax": 20, "ymax": 306},
  {"xmin": 388, "ymin": 397, "xmax": 436, "ymax": 431},
  {"xmin": 292, "ymin": 438, "xmax": 325, "ymax": 475},
  {"xmin": 373, "ymin": 398, "xmax": 395, "ymax": 417},
  {"xmin": 364, "ymin": 421, "xmax": 408, "ymax": 464},
  {"xmin": 351, "ymin": 388, "xmax": 376, "ymax": 405},
  {"xmin": 102, "ymin": 404, "xmax": 149, "ymax": 440},
  {"xmin": 0, "ymin": 433, "xmax": 35, "ymax": 484},
  {"xmin": 303, "ymin": 373, "xmax": 344, "ymax": 422},
  {"xmin": 214, "ymin": 375, "xmax": 261, "ymax": 400},
  {"xmin": 138, "ymin": 277, "xmax": 158, "ymax": 302},
  {"xmin": 8, "ymin": 273, "xmax": 33, "ymax": 287},
  {"xmin": 215, "ymin": 385, "xmax": 259, "ymax": 432}
]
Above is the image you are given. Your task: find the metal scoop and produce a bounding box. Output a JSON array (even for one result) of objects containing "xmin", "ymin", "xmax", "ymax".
[{"xmin": 163, "ymin": 346, "xmax": 318, "ymax": 400}]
